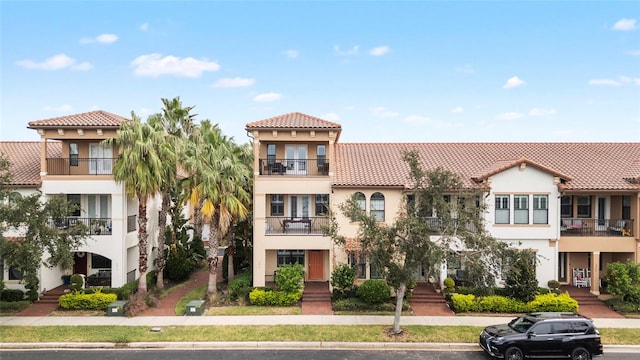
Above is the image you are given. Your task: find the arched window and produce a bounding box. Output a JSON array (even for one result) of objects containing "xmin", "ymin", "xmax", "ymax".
[
  {"xmin": 354, "ymin": 192, "xmax": 366, "ymax": 210},
  {"xmin": 370, "ymin": 192, "xmax": 385, "ymax": 221}
]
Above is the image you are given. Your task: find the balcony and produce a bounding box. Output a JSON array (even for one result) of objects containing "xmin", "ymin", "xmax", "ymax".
[
  {"xmin": 47, "ymin": 158, "xmax": 115, "ymax": 175},
  {"xmin": 259, "ymin": 159, "xmax": 329, "ymax": 176},
  {"xmin": 265, "ymin": 216, "xmax": 329, "ymax": 235},
  {"xmin": 560, "ymin": 218, "xmax": 634, "ymax": 237},
  {"xmin": 49, "ymin": 217, "xmax": 113, "ymax": 236}
]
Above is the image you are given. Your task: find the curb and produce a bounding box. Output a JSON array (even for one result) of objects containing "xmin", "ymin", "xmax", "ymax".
[{"xmin": 0, "ymin": 342, "xmax": 638, "ymax": 352}]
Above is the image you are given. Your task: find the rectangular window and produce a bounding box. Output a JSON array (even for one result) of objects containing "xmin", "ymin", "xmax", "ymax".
[
  {"xmin": 315, "ymin": 194, "xmax": 329, "ymax": 216},
  {"xmin": 91, "ymin": 254, "xmax": 112, "ymax": 269},
  {"xmin": 561, "ymin": 196, "xmax": 573, "ymax": 218},
  {"xmin": 317, "ymin": 145, "xmax": 326, "ymax": 166},
  {"xmin": 495, "ymin": 195, "xmax": 510, "ymax": 224},
  {"xmin": 370, "ymin": 194, "xmax": 385, "ymax": 221},
  {"xmin": 577, "ymin": 196, "xmax": 591, "ymax": 218},
  {"xmin": 370, "ymin": 261, "xmax": 383, "ymax": 279},
  {"xmin": 277, "ymin": 250, "xmax": 304, "ymax": 266},
  {"xmin": 533, "ymin": 195, "xmax": 549, "ymax": 224},
  {"xmin": 349, "ymin": 253, "xmax": 366, "ymax": 279},
  {"xmin": 267, "ymin": 144, "xmax": 276, "ymax": 165},
  {"xmin": 270, "ymin": 194, "xmax": 284, "ymax": 216},
  {"xmin": 514, "ymin": 195, "xmax": 529, "ymax": 224},
  {"xmin": 622, "ymin": 195, "xmax": 631, "ymax": 220},
  {"xmin": 67, "ymin": 194, "xmax": 81, "ymax": 217},
  {"xmin": 69, "ymin": 143, "xmax": 79, "ymax": 166}
]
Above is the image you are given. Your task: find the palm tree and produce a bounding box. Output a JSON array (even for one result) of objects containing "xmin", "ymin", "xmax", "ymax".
[
  {"xmin": 148, "ymin": 97, "xmax": 196, "ymax": 289},
  {"xmin": 182, "ymin": 120, "xmax": 251, "ymax": 295},
  {"xmin": 106, "ymin": 112, "xmax": 172, "ymax": 294}
]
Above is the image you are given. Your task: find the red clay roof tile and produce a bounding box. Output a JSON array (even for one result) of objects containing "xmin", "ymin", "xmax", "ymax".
[
  {"xmin": 0, "ymin": 141, "xmax": 62, "ymax": 187},
  {"xmin": 246, "ymin": 112, "xmax": 342, "ymax": 130},
  {"xmin": 27, "ymin": 110, "xmax": 127, "ymax": 128}
]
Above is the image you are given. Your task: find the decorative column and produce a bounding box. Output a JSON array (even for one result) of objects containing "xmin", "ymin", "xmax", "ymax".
[{"xmin": 591, "ymin": 251, "xmax": 600, "ymax": 295}]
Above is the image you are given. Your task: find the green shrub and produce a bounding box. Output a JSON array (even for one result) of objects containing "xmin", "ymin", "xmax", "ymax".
[
  {"xmin": 451, "ymin": 294, "xmax": 476, "ymax": 312},
  {"xmin": 503, "ymin": 249, "xmax": 539, "ymax": 303},
  {"xmin": 476, "ymin": 295, "xmax": 514, "ymax": 312},
  {"xmin": 451, "ymin": 292, "xmax": 578, "ymax": 313},
  {"xmin": 547, "ymin": 279, "xmax": 560, "ymax": 290},
  {"xmin": 228, "ymin": 269, "xmax": 252, "ymax": 301},
  {"xmin": 0, "ymin": 300, "xmax": 30, "ymax": 312},
  {"xmin": 333, "ymin": 297, "xmax": 408, "ymax": 312},
  {"xmin": 538, "ymin": 287, "xmax": 551, "ymax": 294},
  {"xmin": 0, "ymin": 289, "xmax": 25, "ymax": 302},
  {"xmin": 604, "ymin": 261, "xmax": 640, "ymax": 303},
  {"xmin": 528, "ymin": 292, "xmax": 578, "ymax": 312},
  {"xmin": 248, "ymin": 288, "xmax": 302, "ymax": 306},
  {"xmin": 606, "ymin": 298, "xmax": 640, "ymax": 313},
  {"xmin": 59, "ymin": 291, "xmax": 117, "ymax": 310},
  {"xmin": 357, "ymin": 279, "xmax": 391, "ymax": 305},
  {"xmin": 275, "ymin": 263, "xmax": 305, "ymax": 293},
  {"xmin": 331, "ymin": 264, "xmax": 356, "ymax": 291},
  {"xmin": 443, "ymin": 277, "xmax": 455, "ymax": 290},
  {"xmin": 69, "ymin": 274, "xmax": 84, "ymax": 291}
]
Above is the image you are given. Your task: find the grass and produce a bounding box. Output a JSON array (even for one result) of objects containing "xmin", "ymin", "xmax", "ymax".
[
  {"xmin": 206, "ymin": 305, "xmax": 301, "ymax": 315},
  {"xmin": 1, "ymin": 325, "xmax": 638, "ymax": 344},
  {"xmin": 175, "ymin": 285, "xmax": 207, "ymax": 315}
]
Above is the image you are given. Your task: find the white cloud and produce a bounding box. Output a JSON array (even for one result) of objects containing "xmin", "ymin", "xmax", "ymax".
[
  {"xmin": 16, "ymin": 53, "xmax": 92, "ymax": 71},
  {"xmin": 503, "ymin": 76, "xmax": 525, "ymax": 89},
  {"xmin": 451, "ymin": 106, "xmax": 464, "ymax": 113},
  {"xmin": 140, "ymin": 23, "xmax": 149, "ymax": 32},
  {"xmin": 212, "ymin": 77, "xmax": 255, "ymax": 88},
  {"xmin": 497, "ymin": 112, "xmax": 524, "ymax": 120},
  {"xmin": 321, "ymin": 113, "xmax": 341, "ymax": 121},
  {"xmin": 369, "ymin": 46, "xmax": 390, "ymax": 56},
  {"xmin": 284, "ymin": 49, "xmax": 299, "ymax": 58},
  {"xmin": 404, "ymin": 115, "xmax": 454, "ymax": 128},
  {"xmin": 80, "ymin": 33, "xmax": 118, "ymax": 44},
  {"xmin": 627, "ymin": 50, "xmax": 640, "ymax": 56},
  {"xmin": 528, "ymin": 108, "xmax": 557, "ymax": 116},
  {"xmin": 334, "ymin": 45, "xmax": 359, "ymax": 56},
  {"xmin": 131, "ymin": 53, "xmax": 220, "ymax": 77},
  {"xmin": 43, "ymin": 104, "xmax": 73, "ymax": 112},
  {"xmin": 455, "ymin": 64, "xmax": 475, "ymax": 74},
  {"xmin": 253, "ymin": 92, "xmax": 282, "ymax": 102},
  {"xmin": 612, "ymin": 18, "xmax": 637, "ymax": 31},
  {"xmin": 371, "ymin": 106, "xmax": 399, "ymax": 118}
]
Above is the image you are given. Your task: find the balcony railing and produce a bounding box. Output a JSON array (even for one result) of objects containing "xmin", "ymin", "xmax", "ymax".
[
  {"xmin": 265, "ymin": 216, "xmax": 330, "ymax": 235},
  {"xmin": 560, "ymin": 218, "xmax": 634, "ymax": 237},
  {"xmin": 259, "ymin": 159, "xmax": 329, "ymax": 176},
  {"xmin": 46, "ymin": 158, "xmax": 115, "ymax": 175},
  {"xmin": 49, "ymin": 217, "xmax": 113, "ymax": 236}
]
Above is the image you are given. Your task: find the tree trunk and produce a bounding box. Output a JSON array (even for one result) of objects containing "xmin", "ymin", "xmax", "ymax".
[
  {"xmin": 156, "ymin": 192, "xmax": 170, "ymax": 289},
  {"xmin": 207, "ymin": 214, "xmax": 220, "ymax": 295},
  {"xmin": 137, "ymin": 196, "xmax": 149, "ymax": 294},
  {"xmin": 392, "ymin": 282, "xmax": 406, "ymax": 334},
  {"xmin": 226, "ymin": 229, "xmax": 235, "ymax": 282},
  {"xmin": 193, "ymin": 200, "xmax": 203, "ymax": 237}
]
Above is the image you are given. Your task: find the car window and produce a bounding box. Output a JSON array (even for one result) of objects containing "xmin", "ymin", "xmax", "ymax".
[
  {"xmin": 570, "ymin": 322, "xmax": 590, "ymax": 333},
  {"xmin": 531, "ymin": 323, "xmax": 553, "ymax": 335},
  {"xmin": 554, "ymin": 322, "xmax": 572, "ymax": 334},
  {"xmin": 509, "ymin": 316, "xmax": 536, "ymax": 333}
]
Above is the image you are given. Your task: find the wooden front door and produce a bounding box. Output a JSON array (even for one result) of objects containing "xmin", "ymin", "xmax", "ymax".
[
  {"xmin": 73, "ymin": 252, "xmax": 87, "ymax": 275},
  {"xmin": 308, "ymin": 251, "xmax": 324, "ymax": 280}
]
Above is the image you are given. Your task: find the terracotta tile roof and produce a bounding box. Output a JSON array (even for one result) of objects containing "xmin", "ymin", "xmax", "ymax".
[
  {"xmin": 623, "ymin": 160, "xmax": 640, "ymax": 183},
  {"xmin": 0, "ymin": 141, "xmax": 61, "ymax": 187},
  {"xmin": 334, "ymin": 142, "xmax": 640, "ymax": 191},
  {"xmin": 245, "ymin": 112, "xmax": 342, "ymax": 130},
  {"xmin": 27, "ymin": 110, "xmax": 128, "ymax": 129}
]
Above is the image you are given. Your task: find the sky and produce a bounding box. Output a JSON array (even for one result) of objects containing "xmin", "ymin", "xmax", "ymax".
[{"xmin": 1, "ymin": 1, "xmax": 639, "ymax": 145}]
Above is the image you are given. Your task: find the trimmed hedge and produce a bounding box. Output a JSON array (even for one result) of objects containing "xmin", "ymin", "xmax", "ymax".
[
  {"xmin": 0, "ymin": 289, "xmax": 25, "ymax": 302},
  {"xmin": 451, "ymin": 292, "xmax": 578, "ymax": 313},
  {"xmin": 248, "ymin": 288, "xmax": 302, "ymax": 306},
  {"xmin": 59, "ymin": 291, "xmax": 117, "ymax": 310},
  {"xmin": 228, "ymin": 269, "xmax": 252, "ymax": 301},
  {"xmin": 357, "ymin": 279, "xmax": 391, "ymax": 305}
]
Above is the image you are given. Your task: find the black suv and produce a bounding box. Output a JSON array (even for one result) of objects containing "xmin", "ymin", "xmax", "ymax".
[{"xmin": 479, "ymin": 312, "xmax": 603, "ymax": 360}]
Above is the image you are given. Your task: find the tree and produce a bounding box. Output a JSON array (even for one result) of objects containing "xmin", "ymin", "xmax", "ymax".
[
  {"xmin": 182, "ymin": 121, "xmax": 251, "ymax": 296},
  {"xmin": 0, "ymin": 155, "xmax": 88, "ymax": 300},
  {"xmin": 105, "ymin": 113, "xmax": 172, "ymax": 295},
  {"xmin": 326, "ymin": 150, "xmax": 510, "ymax": 334},
  {"xmin": 503, "ymin": 249, "xmax": 539, "ymax": 303},
  {"xmin": 148, "ymin": 97, "xmax": 196, "ymax": 289}
]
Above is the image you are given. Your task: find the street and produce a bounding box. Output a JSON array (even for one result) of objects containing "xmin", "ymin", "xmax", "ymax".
[{"xmin": 0, "ymin": 349, "xmax": 634, "ymax": 360}]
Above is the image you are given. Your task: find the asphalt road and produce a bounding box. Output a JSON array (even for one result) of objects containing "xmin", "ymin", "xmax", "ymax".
[{"xmin": 0, "ymin": 349, "xmax": 636, "ymax": 360}]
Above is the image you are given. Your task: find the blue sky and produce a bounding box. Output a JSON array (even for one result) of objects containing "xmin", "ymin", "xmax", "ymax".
[{"xmin": 1, "ymin": 1, "xmax": 639, "ymax": 144}]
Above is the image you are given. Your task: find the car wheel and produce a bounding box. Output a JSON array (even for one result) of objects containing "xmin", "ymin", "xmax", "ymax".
[
  {"xmin": 571, "ymin": 347, "xmax": 591, "ymax": 360},
  {"xmin": 504, "ymin": 346, "xmax": 524, "ymax": 360}
]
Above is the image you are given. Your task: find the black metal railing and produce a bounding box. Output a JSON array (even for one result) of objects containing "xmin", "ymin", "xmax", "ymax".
[
  {"xmin": 46, "ymin": 158, "xmax": 115, "ymax": 175},
  {"xmin": 259, "ymin": 158, "xmax": 329, "ymax": 176},
  {"xmin": 49, "ymin": 217, "xmax": 112, "ymax": 236},
  {"xmin": 127, "ymin": 215, "xmax": 137, "ymax": 233},
  {"xmin": 265, "ymin": 216, "xmax": 330, "ymax": 235},
  {"xmin": 560, "ymin": 218, "xmax": 634, "ymax": 237}
]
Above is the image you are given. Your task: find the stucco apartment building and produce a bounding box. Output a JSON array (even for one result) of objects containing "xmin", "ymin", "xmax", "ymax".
[
  {"xmin": 0, "ymin": 111, "xmax": 161, "ymax": 294},
  {"xmin": 247, "ymin": 112, "xmax": 640, "ymax": 295}
]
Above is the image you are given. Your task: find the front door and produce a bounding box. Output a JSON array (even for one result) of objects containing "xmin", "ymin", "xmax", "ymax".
[
  {"xmin": 285, "ymin": 145, "xmax": 307, "ymax": 175},
  {"xmin": 308, "ymin": 251, "xmax": 323, "ymax": 280},
  {"xmin": 73, "ymin": 252, "xmax": 88, "ymax": 275}
]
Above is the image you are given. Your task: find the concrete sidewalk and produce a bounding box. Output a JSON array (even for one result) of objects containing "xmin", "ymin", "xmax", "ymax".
[{"xmin": 2, "ymin": 314, "xmax": 640, "ymax": 328}]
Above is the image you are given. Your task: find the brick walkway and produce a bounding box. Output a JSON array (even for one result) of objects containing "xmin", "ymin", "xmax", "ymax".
[
  {"xmin": 300, "ymin": 282, "xmax": 333, "ymax": 315},
  {"xmin": 139, "ymin": 269, "xmax": 210, "ymax": 316}
]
